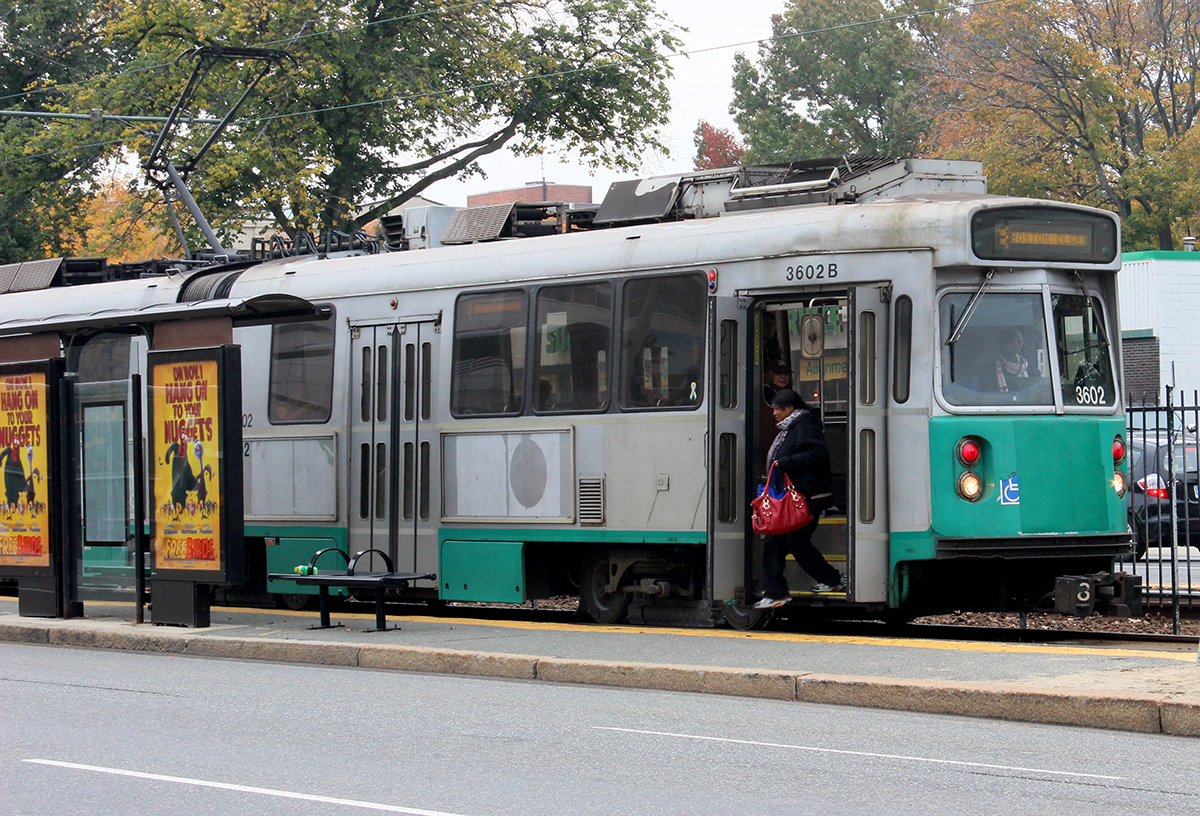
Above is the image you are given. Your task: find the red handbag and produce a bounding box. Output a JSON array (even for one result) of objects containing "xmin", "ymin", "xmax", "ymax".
[{"xmin": 751, "ymin": 462, "xmax": 813, "ymax": 535}]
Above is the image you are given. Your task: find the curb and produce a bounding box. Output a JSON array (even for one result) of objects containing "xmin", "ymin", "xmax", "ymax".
[{"xmin": 3, "ymin": 622, "xmax": 1197, "ymax": 737}]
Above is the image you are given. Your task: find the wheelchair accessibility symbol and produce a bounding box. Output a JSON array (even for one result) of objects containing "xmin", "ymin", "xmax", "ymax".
[{"xmin": 999, "ymin": 474, "xmax": 1020, "ymax": 505}]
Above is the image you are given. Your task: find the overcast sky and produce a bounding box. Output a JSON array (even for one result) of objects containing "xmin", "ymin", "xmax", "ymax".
[{"xmin": 422, "ymin": 0, "xmax": 788, "ymax": 206}]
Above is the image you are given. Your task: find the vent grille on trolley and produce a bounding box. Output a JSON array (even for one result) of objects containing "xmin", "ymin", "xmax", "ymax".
[{"xmin": 577, "ymin": 477, "xmax": 606, "ymax": 525}]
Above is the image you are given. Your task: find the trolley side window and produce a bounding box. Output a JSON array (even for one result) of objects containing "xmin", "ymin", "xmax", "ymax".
[
  {"xmin": 534, "ymin": 282, "xmax": 613, "ymax": 413},
  {"xmin": 939, "ymin": 291, "xmax": 1053, "ymax": 407},
  {"xmin": 451, "ymin": 290, "xmax": 527, "ymax": 416},
  {"xmin": 1052, "ymin": 294, "xmax": 1116, "ymax": 408},
  {"xmin": 269, "ymin": 316, "xmax": 335, "ymax": 424},
  {"xmin": 619, "ymin": 273, "xmax": 706, "ymax": 410}
]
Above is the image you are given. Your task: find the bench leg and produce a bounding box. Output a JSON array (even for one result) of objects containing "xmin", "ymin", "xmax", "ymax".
[
  {"xmin": 318, "ymin": 586, "xmax": 332, "ymax": 629},
  {"xmin": 373, "ymin": 587, "xmax": 389, "ymax": 632}
]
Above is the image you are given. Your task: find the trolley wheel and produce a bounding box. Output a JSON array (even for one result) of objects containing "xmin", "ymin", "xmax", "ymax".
[
  {"xmin": 581, "ymin": 555, "xmax": 631, "ymax": 624},
  {"xmin": 278, "ymin": 593, "xmax": 312, "ymax": 611},
  {"xmin": 721, "ymin": 602, "xmax": 772, "ymax": 630}
]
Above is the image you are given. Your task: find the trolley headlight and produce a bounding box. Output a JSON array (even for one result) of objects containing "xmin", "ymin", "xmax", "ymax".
[
  {"xmin": 957, "ymin": 470, "xmax": 983, "ymax": 502},
  {"xmin": 1112, "ymin": 469, "xmax": 1127, "ymax": 498}
]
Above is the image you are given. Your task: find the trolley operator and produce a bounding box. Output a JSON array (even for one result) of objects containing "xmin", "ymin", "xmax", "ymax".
[{"xmin": 754, "ymin": 388, "xmax": 843, "ymax": 608}]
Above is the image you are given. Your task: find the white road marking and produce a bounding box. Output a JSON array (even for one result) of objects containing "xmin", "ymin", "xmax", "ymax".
[
  {"xmin": 23, "ymin": 759, "xmax": 472, "ymax": 815},
  {"xmin": 593, "ymin": 727, "xmax": 1124, "ymax": 780}
]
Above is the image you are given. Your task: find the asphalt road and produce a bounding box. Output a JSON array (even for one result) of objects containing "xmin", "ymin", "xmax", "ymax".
[{"xmin": 2, "ymin": 643, "xmax": 1198, "ymax": 815}]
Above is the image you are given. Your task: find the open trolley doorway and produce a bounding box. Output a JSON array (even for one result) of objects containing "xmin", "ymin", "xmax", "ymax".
[{"xmin": 742, "ymin": 285, "xmax": 891, "ymax": 618}]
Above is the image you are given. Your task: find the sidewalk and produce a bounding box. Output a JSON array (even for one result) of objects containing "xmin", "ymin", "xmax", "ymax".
[{"xmin": 2, "ymin": 598, "xmax": 1198, "ymax": 737}]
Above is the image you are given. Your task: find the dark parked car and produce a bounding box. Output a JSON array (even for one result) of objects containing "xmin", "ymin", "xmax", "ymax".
[{"xmin": 1126, "ymin": 432, "xmax": 1200, "ymax": 558}]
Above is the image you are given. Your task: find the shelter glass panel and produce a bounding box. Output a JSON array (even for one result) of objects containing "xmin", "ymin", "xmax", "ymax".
[
  {"xmin": 82, "ymin": 404, "xmax": 127, "ymax": 543},
  {"xmin": 72, "ymin": 334, "xmax": 131, "ymax": 383}
]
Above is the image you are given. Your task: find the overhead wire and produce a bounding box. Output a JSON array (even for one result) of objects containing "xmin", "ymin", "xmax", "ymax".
[{"xmin": 0, "ymin": 0, "xmax": 1006, "ymax": 170}]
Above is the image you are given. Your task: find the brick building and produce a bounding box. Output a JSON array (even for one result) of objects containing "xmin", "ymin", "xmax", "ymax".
[{"xmin": 467, "ymin": 181, "xmax": 592, "ymax": 207}]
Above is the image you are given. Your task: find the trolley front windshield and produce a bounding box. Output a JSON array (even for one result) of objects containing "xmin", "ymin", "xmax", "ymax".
[{"xmin": 939, "ymin": 288, "xmax": 1116, "ymax": 409}]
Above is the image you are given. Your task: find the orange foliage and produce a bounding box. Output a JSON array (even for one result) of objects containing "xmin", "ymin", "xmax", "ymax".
[{"xmin": 69, "ymin": 171, "xmax": 177, "ymax": 262}]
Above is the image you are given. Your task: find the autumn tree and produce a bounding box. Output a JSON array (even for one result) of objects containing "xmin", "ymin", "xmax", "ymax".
[
  {"xmin": 19, "ymin": 0, "xmax": 679, "ymax": 250},
  {"xmin": 692, "ymin": 120, "xmax": 744, "ymax": 170},
  {"xmin": 693, "ymin": 120, "xmax": 744, "ymax": 170},
  {"xmin": 0, "ymin": 0, "xmax": 112, "ymax": 263},
  {"xmin": 69, "ymin": 169, "xmax": 175, "ymax": 261},
  {"xmin": 730, "ymin": 0, "xmax": 936, "ymax": 162},
  {"xmin": 927, "ymin": 0, "xmax": 1200, "ymax": 250}
]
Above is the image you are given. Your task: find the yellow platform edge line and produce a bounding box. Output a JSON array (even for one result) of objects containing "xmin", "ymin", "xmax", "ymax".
[{"xmin": 11, "ymin": 599, "xmax": 1189, "ymax": 663}]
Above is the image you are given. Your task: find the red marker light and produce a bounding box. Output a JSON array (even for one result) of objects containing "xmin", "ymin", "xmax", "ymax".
[
  {"xmin": 956, "ymin": 437, "xmax": 981, "ymax": 467},
  {"xmin": 1112, "ymin": 436, "xmax": 1125, "ymax": 464},
  {"xmin": 707, "ymin": 269, "xmax": 718, "ymax": 292}
]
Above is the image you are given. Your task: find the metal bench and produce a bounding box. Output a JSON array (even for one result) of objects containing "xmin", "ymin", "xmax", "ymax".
[{"xmin": 268, "ymin": 548, "xmax": 435, "ymax": 632}]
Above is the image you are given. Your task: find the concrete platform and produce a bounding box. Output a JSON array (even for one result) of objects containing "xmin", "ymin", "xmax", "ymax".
[{"xmin": 2, "ymin": 598, "xmax": 1198, "ymax": 737}]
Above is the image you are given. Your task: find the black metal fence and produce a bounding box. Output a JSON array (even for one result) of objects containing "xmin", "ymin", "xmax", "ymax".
[{"xmin": 1125, "ymin": 388, "xmax": 1200, "ymax": 633}]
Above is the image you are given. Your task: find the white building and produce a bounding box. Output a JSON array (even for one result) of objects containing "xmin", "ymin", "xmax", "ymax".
[{"xmin": 1118, "ymin": 250, "xmax": 1200, "ymax": 402}]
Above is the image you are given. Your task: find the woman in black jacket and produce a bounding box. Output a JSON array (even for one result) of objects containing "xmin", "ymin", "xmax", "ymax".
[{"xmin": 753, "ymin": 388, "xmax": 843, "ymax": 608}]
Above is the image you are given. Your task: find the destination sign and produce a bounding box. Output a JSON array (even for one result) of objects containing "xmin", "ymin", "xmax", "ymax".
[{"xmin": 972, "ymin": 207, "xmax": 1117, "ymax": 264}]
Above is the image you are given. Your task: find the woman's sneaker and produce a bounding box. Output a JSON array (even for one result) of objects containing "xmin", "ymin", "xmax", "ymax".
[
  {"xmin": 811, "ymin": 574, "xmax": 845, "ymax": 593},
  {"xmin": 752, "ymin": 596, "xmax": 791, "ymax": 609}
]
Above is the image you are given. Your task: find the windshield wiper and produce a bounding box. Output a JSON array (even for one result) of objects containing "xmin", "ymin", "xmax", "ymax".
[
  {"xmin": 946, "ymin": 269, "xmax": 996, "ymax": 348},
  {"xmin": 1071, "ymin": 271, "xmax": 1111, "ymax": 353}
]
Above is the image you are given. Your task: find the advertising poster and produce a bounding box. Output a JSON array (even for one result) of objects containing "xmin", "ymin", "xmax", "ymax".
[
  {"xmin": 0, "ymin": 370, "xmax": 51, "ymax": 570},
  {"xmin": 150, "ymin": 356, "xmax": 224, "ymax": 574}
]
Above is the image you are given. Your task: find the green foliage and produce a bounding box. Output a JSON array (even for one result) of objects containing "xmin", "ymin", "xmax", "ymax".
[
  {"xmin": 730, "ymin": 0, "xmax": 934, "ymax": 162},
  {"xmin": 0, "ymin": 0, "xmax": 112, "ymax": 263},
  {"xmin": 926, "ymin": 0, "xmax": 1200, "ymax": 250},
  {"xmin": 3, "ymin": 0, "xmax": 680, "ymax": 252}
]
